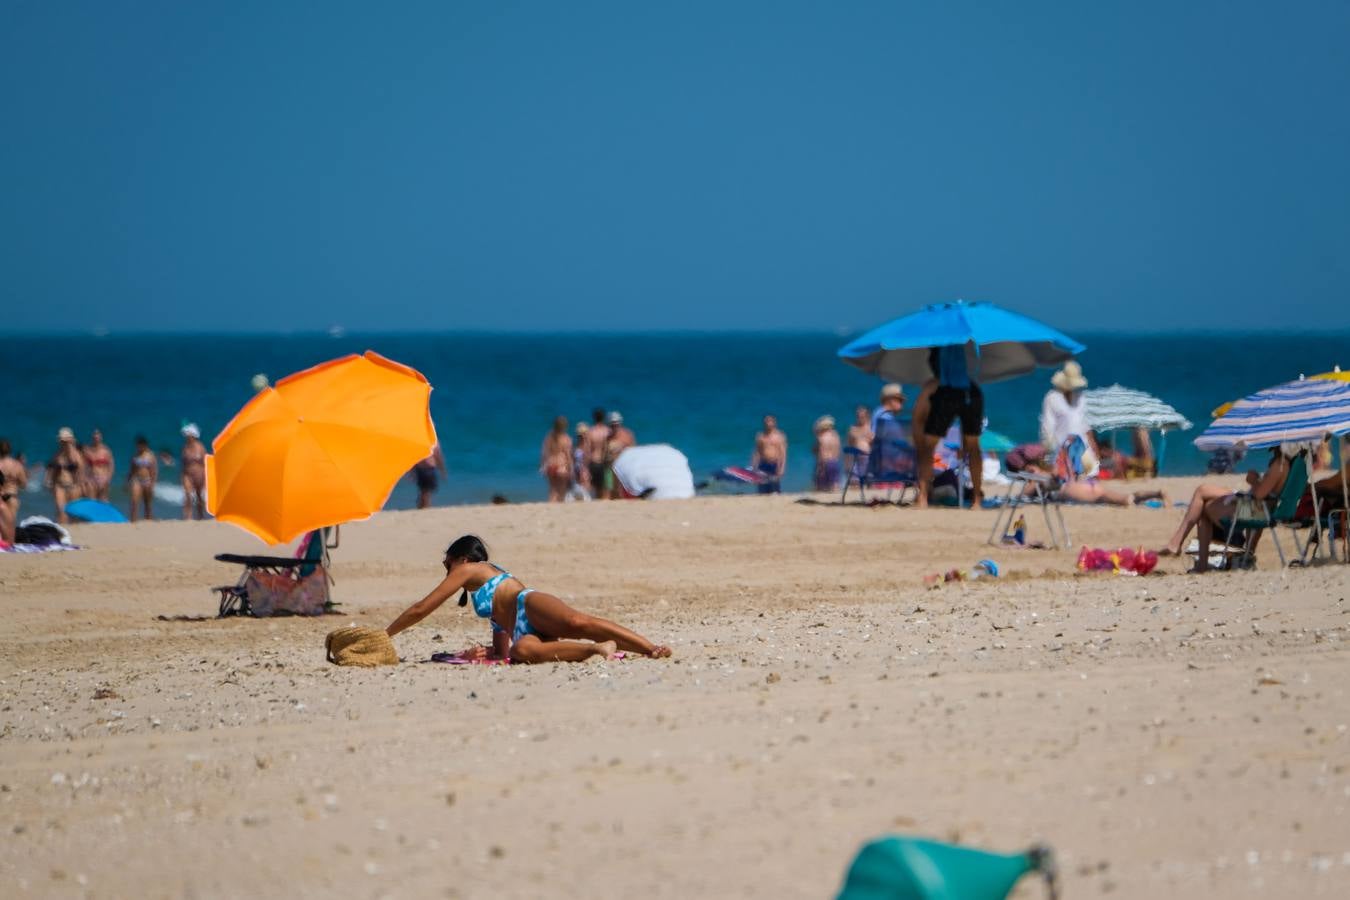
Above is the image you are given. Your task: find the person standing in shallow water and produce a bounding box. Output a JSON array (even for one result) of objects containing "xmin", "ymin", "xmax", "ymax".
[
  {"xmin": 385, "ymin": 535, "xmax": 672, "ymax": 663},
  {"xmin": 572, "ymin": 423, "xmax": 592, "ymax": 496},
  {"xmin": 127, "ymin": 435, "xmax": 158, "ymax": 522},
  {"xmin": 540, "ymin": 416, "xmax": 573, "ymax": 502},
  {"xmin": 602, "ymin": 411, "xmax": 635, "ymax": 499},
  {"xmin": 179, "ymin": 424, "xmax": 208, "ymax": 519},
  {"xmin": 583, "ymin": 408, "xmax": 610, "ymax": 499},
  {"xmin": 812, "ymin": 415, "xmax": 841, "ymax": 492},
  {"xmin": 0, "ymin": 438, "xmax": 29, "ymax": 522},
  {"xmin": 83, "ymin": 428, "xmax": 115, "ymax": 502},
  {"xmin": 412, "ymin": 443, "xmax": 447, "ymax": 509},
  {"xmin": 45, "ymin": 428, "xmax": 86, "ymax": 524},
  {"xmin": 751, "ymin": 414, "xmax": 787, "ymax": 493}
]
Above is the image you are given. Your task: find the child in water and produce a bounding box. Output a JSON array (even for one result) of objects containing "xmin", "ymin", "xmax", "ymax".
[{"xmin": 385, "ymin": 535, "xmax": 672, "ymax": 663}]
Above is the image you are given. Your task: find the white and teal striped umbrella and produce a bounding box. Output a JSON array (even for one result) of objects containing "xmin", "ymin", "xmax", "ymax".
[
  {"xmin": 1084, "ymin": 384, "xmax": 1192, "ymax": 433},
  {"xmin": 1195, "ymin": 378, "xmax": 1350, "ymax": 451}
]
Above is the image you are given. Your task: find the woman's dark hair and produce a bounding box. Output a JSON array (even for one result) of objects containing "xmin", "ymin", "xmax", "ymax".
[
  {"xmin": 445, "ymin": 535, "xmax": 489, "ymax": 606},
  {"xmin": 134, "ymin": 434, "xmax": 149, "ymax": 447}
]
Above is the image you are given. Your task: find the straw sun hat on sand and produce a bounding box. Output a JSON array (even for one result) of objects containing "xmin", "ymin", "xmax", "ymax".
[{"xmin": 326, "ymin": 626, "xmax": 399, "ymax": 667}]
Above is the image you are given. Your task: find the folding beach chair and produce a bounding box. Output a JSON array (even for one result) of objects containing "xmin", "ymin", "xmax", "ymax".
[
  {"xmin": 841, "ymin": 416, "xmax": 918, "ymax": 504},
  {"xmin": 988, "ymin": 438, "xmax": 1087, "ymax": 549},
  {"xmin": 213, "ymin": 527, "xmax": 339, "ymax": 617},
  {"xmin": 1218, "ymin": 453, "xmax": 1313, "ymax": 570},
  {"xmin": 987, "ymin": 471, "xmax": 1071, "ymax": 549}
]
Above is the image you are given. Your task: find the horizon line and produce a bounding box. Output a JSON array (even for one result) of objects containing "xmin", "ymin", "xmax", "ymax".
[{"xmin": 5, "ymin": 326, "xmax": 1348, "ymax": 339}]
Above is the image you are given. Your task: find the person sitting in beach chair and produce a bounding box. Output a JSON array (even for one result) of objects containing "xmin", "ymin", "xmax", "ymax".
[
  {"xmin": 1193, "ymin": 449, "xmax": 1310, "ymax": 571},
  {"xmin": 1159, "ymin": 447, "xmax": 1292, "ymax": 561},
  {"xmin": 1123, "ymin": 427, "xmax": 1157, "ymax": 478},
  {"xmin": 213, "ymin": 527, "xmax": 338, "ymax": 617},
  {"xmin": 843, "ymin": 410, "xmax": 918, "ymax": 503},
  {"xmin": 385, "ymin": 535, "xmax": 671, "ymax": 663}
]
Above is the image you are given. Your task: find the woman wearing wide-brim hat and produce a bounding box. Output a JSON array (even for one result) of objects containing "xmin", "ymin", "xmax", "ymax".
[
  {"xmin": 1039, "ymin": 362, "xmax": 1164, "ymax": 507},
  {"xmin": 1041, "ymin": 361, "xmax": 1089, "ymax": 451}
]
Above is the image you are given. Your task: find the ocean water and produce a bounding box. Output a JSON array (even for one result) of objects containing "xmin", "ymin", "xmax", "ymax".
[{"xmin": 3, "ymin": 331, "xmax": 1347, "ymax": 522}]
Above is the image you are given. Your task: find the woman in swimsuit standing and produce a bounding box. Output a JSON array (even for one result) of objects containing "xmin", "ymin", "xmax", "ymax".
[
  {"xmin": 83, "ymin": 429, "xmax": 115, "ymax": 502},
  {"xmin": 179, "ymin": 424, "xmax": 207, "ymax": 520},
  {"xmin": 0, "ymin": 471, "xmax": 13, "ymax": 544},
  {"xmin": 127, "ymin": 435, "xmax": 158, "ymax": 522},
  {"xmin": 45, "ymin": 428, "xmax": 87, "ymax": 524},
  {"xmin": 0, "ymin": 438, "xmax": 27, "ymax": 523},
  {"xmin": 539, "ymin": 416, "xmax": 573, "ymax": 503},
  {"xmin": 385, "ymin": 535, "xmax": 672, "ymax": 663}
]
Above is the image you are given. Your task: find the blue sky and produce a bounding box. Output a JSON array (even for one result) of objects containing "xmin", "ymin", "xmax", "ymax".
[{"xmin": 3, "ymin": 1, "xmax": 1348, "ymax": 333}]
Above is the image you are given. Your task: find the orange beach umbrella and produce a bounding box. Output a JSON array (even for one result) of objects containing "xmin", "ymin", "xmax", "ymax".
[{"xmin": 207, "ymin": 351, "xmax": 436, "ymax": 544}]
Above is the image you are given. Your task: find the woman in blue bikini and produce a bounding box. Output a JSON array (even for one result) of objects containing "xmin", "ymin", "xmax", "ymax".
[{"xmin": 385, "ymin": 535, "xmax": 672, "ymax": 663}]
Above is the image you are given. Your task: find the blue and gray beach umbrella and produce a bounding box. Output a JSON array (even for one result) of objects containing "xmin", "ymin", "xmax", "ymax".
[
  {"xmin": 838, "ymin": 300, "xmax": 1085, "ymax": 384},
  {"xmin": 1194, "ymin": 377, "xmax": 1350, "ymax": 451}
]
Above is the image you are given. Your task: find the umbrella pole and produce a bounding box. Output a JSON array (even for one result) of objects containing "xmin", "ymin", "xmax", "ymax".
[
  {"xmin": 1310, "ymin": 464, "xmax": 1324, "ymax": 562},
  {"xmin": 1158, "ymin": 429, "xmax": 1168, "ymax": 474},
  {"xmin": 1342, "ymin": 436, "xmax": 1349, "ymax": 562}
]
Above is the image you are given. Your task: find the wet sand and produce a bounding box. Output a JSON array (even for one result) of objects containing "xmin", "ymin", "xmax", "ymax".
[{"xmin": 2, "ymin": 475, "xmax": 1348, "ymax": 898}]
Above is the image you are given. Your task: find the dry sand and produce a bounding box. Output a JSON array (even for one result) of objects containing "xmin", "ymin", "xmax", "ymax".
[{"xmin": 2, "ymin": 475, "xmax": 1348, "ymax": 898}]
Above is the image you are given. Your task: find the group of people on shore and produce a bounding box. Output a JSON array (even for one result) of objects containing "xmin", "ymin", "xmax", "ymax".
[
  {"xmin": 0, "ymin": 424, "xmax": 209, "ymax": 529},
  {"xmin": 797, "ymin": 358, "xmax": 1170, "ymax": 508},
  {"xmin": 540, "ymin": 409, "xmax": 637, "ymax": 502}
]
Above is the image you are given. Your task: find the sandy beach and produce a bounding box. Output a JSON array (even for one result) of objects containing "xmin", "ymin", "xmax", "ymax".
[{"xmin": 2, "ymin": 475, "xmax": 1348, "ymax": 898}]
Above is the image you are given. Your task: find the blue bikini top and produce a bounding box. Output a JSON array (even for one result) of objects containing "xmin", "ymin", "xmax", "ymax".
[{"xmin": 470, "ymin": 568, "xmax": 512, "ymax": 619}]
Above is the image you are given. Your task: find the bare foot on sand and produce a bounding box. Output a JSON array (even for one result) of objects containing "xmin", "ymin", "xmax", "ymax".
[
  {"xmin": 589, "ymin": 640, "xmax": 618, "ymax": 660},
  {"xmin": 648, "ymin": 645, "xmax": 673, "ymax": 658}
]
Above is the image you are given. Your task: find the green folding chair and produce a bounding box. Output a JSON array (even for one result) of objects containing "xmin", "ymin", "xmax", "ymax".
[{"xmin": 1220, "ymin": 453, "xmax": 1312, "ymax": 570}]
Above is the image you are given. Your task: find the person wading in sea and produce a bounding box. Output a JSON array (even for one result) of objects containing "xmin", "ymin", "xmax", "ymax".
[{"xmin": 751, "ymin": 414, "xmax": 787, "ymax": 494}]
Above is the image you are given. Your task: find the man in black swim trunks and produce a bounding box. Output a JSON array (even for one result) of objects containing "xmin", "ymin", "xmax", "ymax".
[
  {"xmin": 412, "ymin": 443, "xmax": 447, "ymax": 509},
  {"xmin": 916, "ymin": 345, "xmax": 983, "ymax": 509}
]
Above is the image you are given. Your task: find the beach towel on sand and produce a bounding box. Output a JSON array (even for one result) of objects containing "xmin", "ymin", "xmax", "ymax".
[{"xmin": 326, "ymin": 626, "xmax": 399, "ymax": 667}]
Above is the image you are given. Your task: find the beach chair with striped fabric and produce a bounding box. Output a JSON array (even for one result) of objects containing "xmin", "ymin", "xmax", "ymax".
[{"xmin": 213, "ymin": 527, "xmax": 339, "ymax": 616}]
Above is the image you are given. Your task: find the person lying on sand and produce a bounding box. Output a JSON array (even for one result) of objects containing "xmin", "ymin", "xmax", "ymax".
[{"xmin": 385, "ymin": 534, "xmax": 672, "ymax": 663}]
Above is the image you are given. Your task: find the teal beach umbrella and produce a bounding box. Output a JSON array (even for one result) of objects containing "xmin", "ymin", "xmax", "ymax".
[
  {"xmin": 838, "ymin": 837, "xmax": 1057, "ymax": 900},
  {"xmin": 978, "ymin": 430, "xmax": 1017, "ymax": 453},
  {"xmin": 943, "ymin": 430, "xmax": 1017, "ymax": 454}
]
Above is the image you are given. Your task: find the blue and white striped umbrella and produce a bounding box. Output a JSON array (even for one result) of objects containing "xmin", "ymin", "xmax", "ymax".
[
  {"xmin": 1084, "ymin": 384, "xmax": 1192, "ymax": 433},
  {"xmin": 1194, "ymin": 378, "xmax": 1350, "ymax": 451}
]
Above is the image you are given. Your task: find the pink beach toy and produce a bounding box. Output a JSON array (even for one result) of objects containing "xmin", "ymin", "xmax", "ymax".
[{"xmin": 1076, "ymin": 546, "xmax": 1158, "ymax": 575}]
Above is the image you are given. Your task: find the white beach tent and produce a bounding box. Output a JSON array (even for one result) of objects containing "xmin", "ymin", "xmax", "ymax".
[{"xmin": 611, "ymin": 445, "xmax": 696, "ymax": 500}]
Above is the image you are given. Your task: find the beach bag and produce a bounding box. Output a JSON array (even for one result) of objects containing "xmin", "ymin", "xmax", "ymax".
[
  {"xmin": 14, "ymin": 522, "xmax": 65, "ymax": 546},
  {"xmin": 326, "ymin": 626, "xmax": 399, "ymax": 667},
  {"xmin": 1005, "ymin": 443, "xmax": 1045, "ymax": 473},
  {"xmin": 1233, "ymin": 494, "xmax": 1268, "ymax": 523},
  {"xmin": 246, "ymin": 568, "xmax": 328, "ymax": 617}
]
